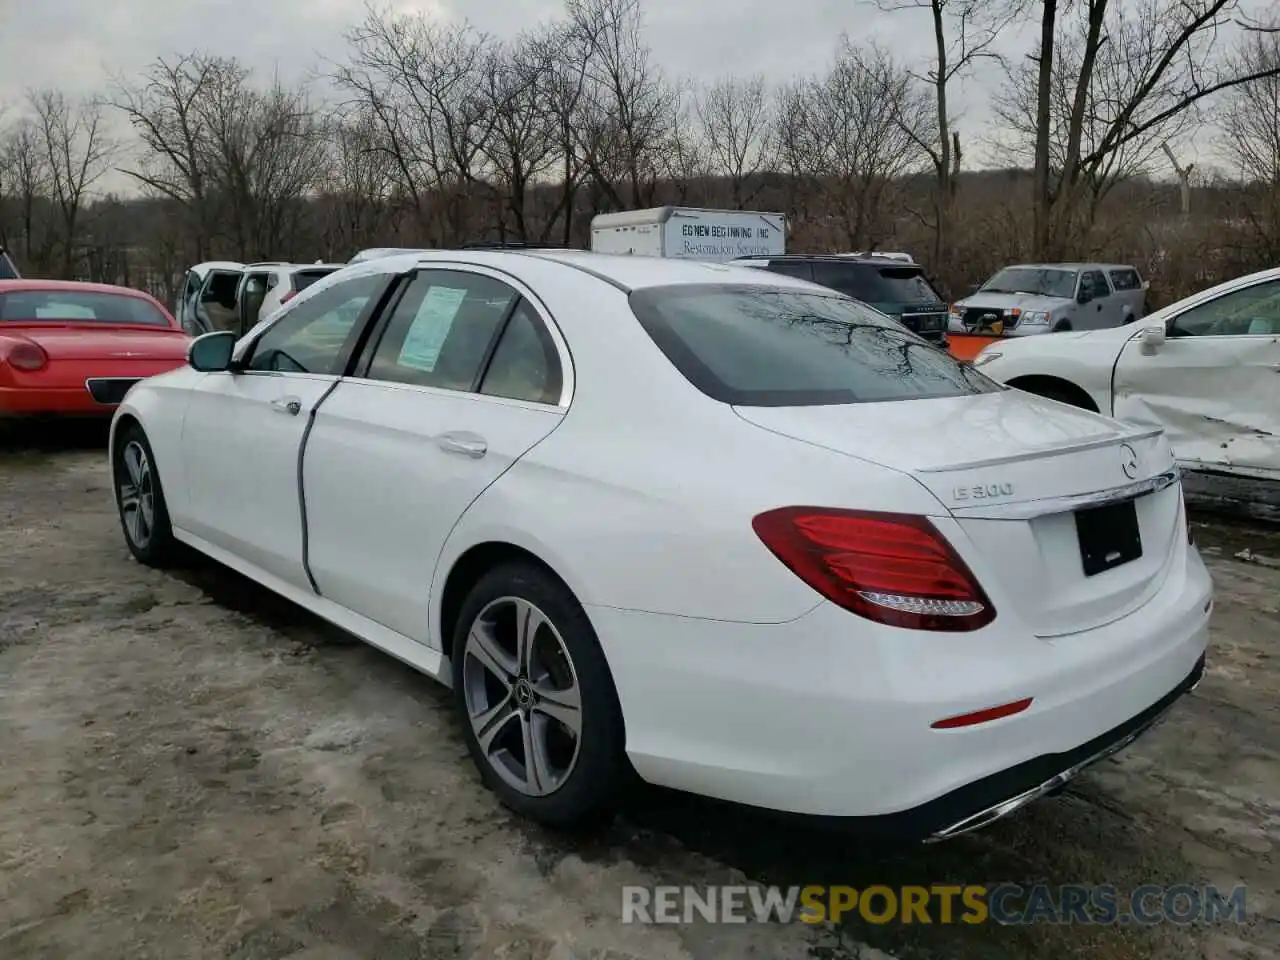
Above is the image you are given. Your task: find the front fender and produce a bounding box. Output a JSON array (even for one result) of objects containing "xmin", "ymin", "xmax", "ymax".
[{"xmin": 109, "ymin": 368, "xmax": 202, "ymax": 524}]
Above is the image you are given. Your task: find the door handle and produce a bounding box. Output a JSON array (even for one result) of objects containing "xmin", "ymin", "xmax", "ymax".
[
  {"xmin": 437, "ymin": 431, "xmax": 487, "ymax": 458},
  {"xmin": 271, "ymin": 396, "xmax": 302, "ymax": 416}
]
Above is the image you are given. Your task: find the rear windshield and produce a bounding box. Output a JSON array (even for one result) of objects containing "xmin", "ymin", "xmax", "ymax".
[
  {"xmin": 981, "ymin": 267, "xmax": 1077, "ymax": 299},
  {"xmin": 0, "ymin": 251, "xmax": 19, "ymax": 280},
  {"xmin": 292, "ymin": 268, "xmax": 339, "ymax": 292},
  {"xmin": 629, "ymin": 284, "xmax": 1001, "ymax": 407},
  {"xmin": 0, "ymin": 290, "xmax": 171, "ymax": 326},
  {"xmin": 812, "ymin": 263, "xmax": 943, "ymax": 304}
]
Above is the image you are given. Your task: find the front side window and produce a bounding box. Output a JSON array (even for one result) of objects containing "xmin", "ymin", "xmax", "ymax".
[
  {"xmin": 0, "ymin": 290, "xmax": 171, "ymax": 326},
  {"xmin": 246, "ymin": 273, "xmax": 383, "ymax": 374},
  {"xmin": 980, "ymin": 267, "xmax": 1078, "ymax": 299},
  {"xmin": 364, "ymin": 270, "xmax": 517, "ymax": 392},
  {"xmin": 629, "ymin": 283, "xmax": 1000, "ymax": 407},
  {"xmin": 1170, "ymin": 280, "xmax": 1280, "ymax": 338}
]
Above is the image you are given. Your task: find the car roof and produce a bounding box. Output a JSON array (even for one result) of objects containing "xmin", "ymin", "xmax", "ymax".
[
  {"xmin": 192, "ymin": 261, "xmax": 244, "ymax": 274},
  {"xmin": 380, "ymin": 249, "xmax": 821, "ymax": 294},
  {"xmin": 731, "ymin": 254, "xmax": 923, "ymax": 268},
  {"xmin": 0, "ymin": 279, "xmax": 159, "ymax": 301},
  {"xmin": 998, "ymin": 262, "xmax": 1137, "ymax": 272}
]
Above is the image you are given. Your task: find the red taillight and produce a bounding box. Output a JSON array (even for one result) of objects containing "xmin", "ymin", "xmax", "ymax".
[
  {"xmin": 280, "ymin": 290, "xmax": 297, "ymax": 305},
  {"xmin": 751, "ymin": 507, "xmax": 995, "ymax": 632},
  {"xmin": 4, "ymin": 340, "xmax": 48, "ymax": 371}
]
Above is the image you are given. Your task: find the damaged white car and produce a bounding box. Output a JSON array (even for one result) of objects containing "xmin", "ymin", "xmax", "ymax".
[{"xmin": 973, "ymin": 266, "xmax": 1280, "ymax": 481}]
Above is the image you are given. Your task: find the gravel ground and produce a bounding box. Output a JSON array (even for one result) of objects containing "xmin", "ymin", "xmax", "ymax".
[{"xmin": 1, "ymin": 427, "xmax": 1277, "ymax": 960}]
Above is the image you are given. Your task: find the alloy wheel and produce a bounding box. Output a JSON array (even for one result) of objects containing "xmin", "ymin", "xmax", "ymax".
[
  {"xmin": 461, "ymin": 596, "xmax": 583, "ymax": 797},
  {"xmin": 119, "ymin": 440, "xmax": 156, "ymax": 549}
]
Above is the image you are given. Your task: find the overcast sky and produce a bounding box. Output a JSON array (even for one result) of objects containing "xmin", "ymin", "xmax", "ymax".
[{"xmin": 0, "ymin": 0, "xmax": 1265, "ymax": 194}]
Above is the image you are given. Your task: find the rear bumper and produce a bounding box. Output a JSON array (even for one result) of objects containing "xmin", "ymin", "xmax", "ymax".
[
  {"xmin": 589, "ymin": 536, "xmax": 1212, "ymax": 836},
  {"xmin": 0, "ymin": 384, "xmax": 119, "ymax": 417},
  {"xmin": 921, "ymin": 652, "xmax": 1203, "ymax": 841}
]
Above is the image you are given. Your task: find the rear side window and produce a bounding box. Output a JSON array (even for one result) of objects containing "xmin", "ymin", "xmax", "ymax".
[
  {"xmin": 363, "ymin": 270, "xmax": 517, "ymax": 392},
  {"xmin": 0, "ymin": 251, "xmax": 19, "ymax": 280},
  {"xmin": 478, "ymin": 301, "xmax": 563, "ymax": 404},
  {"xmin": 629, "ymin": 284, "xmax": 1000, "ymax": 407},
  {"xmin": 0, "ymin": 290, "xmax": 171, "ymax": 326},
  {"xmin": 292, "ymin": 268, "xmax": 339, "ymax": 293},
  {"xmin": 1109, "ymin": 269, "xmax": 1142, "ymax": 291},
  {"xmin": 810, "ymin": 263, "xmax": 941, "ymax": 304}
]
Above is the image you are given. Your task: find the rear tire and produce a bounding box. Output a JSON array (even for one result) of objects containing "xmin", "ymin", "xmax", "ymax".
[
  {"xmin": 113, "ymin": 423, "xmax": 178, "ymax": 567},
  {"xmin": 452, "ymin": 561, "xmax": 628, "ymax": 827}
]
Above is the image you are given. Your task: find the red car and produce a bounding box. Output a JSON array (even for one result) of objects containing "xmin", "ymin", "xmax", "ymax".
[{"xmin": 0, "ymin": 280, "xmax": 191, "ymax": 418}]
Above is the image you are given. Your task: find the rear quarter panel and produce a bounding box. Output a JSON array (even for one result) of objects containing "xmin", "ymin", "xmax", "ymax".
[{"xmin": 429, "ymin": 260, "xmax": 950, "ymax": 632}]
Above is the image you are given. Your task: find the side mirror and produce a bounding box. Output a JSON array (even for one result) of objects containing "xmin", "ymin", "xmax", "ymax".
[
  {"xmin": 1139, "ymin": 322, "xmax": 1166, "ymax": 355},
  {"xmin": 188, "ymin": 330, "xmax": 237, "ymax": 372},
  {"xmin": 1077, "ymin": 289, "xmax": 1091, "ymax": 304}
]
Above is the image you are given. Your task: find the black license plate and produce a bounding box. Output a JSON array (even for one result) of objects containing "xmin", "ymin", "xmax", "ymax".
[{"xmin": 1075, "ymin": 499, "xmax": 1143, "ymax": 576}]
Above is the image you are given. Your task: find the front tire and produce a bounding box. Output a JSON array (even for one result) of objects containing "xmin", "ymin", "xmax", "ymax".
[
  {"xmin": 452, "ymin": 561, "xmax": 627, "ymax": 827},
  {"xmin": 113, "ymin": 423, "xmax": 178, "ymax": 567}
]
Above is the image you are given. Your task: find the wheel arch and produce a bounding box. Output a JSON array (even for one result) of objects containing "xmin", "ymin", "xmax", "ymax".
[
  {"xmin": 1005, "ymin": 374, "xmax": 1101, "ymax": 412},
  {"xmin": 435, "ymin": 538, "xmax": 628, "ymax": 744}
]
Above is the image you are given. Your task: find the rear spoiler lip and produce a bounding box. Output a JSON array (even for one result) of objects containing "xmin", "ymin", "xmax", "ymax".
[{"xmin": 913, "ymin": 425, "xmax": 1165, "ymax": 474}]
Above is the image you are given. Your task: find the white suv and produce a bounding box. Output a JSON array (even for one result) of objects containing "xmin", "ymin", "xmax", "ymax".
[{"xmin": 235, "ymin": 262, "xmax": 344, "ymax": 333}]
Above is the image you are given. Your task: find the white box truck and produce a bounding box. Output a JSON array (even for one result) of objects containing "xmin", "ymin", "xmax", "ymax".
[{"xmin": 590, "ymin": 207, "xmax": 786, "ymax": 261}]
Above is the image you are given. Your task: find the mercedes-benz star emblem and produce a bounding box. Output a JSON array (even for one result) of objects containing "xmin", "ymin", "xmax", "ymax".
[{"xmin": 1119, "ymin": 442, "xmax": 1138, "ymax": 480}]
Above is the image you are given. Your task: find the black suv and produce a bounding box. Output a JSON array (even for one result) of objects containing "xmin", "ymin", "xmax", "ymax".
[
  {"xmin": 730, "ymin": 254, "xmax": 949, "ymax": 344},
  {"xmin": 0, "ymin": 247, "xmax": 19, "ymax": 280}
]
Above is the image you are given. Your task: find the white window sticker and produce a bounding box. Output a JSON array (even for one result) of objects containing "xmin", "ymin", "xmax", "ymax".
[
  {"xmin": 36, "ymin": 303, "xmax": 95, "ymax": 319},
  {"xmin": 398, "ymin": 286, "xmax": 468, "ymax": 372}
]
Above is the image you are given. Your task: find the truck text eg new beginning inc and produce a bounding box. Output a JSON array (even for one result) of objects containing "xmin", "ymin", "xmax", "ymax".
[{"xmin": 590, "ymin": 207, "xmax": 787, "ymax": 261}]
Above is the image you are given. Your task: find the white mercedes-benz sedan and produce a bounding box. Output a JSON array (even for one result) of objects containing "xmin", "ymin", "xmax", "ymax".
[{"xmin": 108, "ymin": 249, "xmax": 1211, "ymax": 841}]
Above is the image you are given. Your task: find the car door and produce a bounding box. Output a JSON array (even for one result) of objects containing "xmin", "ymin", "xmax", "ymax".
[
  {"xmin": 1113, "ymin": 277, "xmax": 1280, "ymax": 478},
  {"xmin": 300, "ymin": 267, "xmax": 569, "ymax": 645},
  {"xmin": 237, "ymin": 269, "xmax": 274, "ymax": 336},
  {"xmin": 1076, "ymin": 270, "xmax": 1112, "ymax": 329},
  {"xmin": 196, "ymin": 269, "xmax": 243, "ymax": 333},
  {"xmin": 177, "ymin": 271, "xmax": 393, "ymax": 588},
  {"xmin": 176, "ymin": 270, "xmax": 200, "ymax": 333},
  {"xmin": 1109, "ymin": 268, "xmax": 1145, "ymax": 322}
]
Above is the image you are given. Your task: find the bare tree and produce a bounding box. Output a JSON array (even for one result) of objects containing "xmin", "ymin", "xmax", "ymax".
[
  {"xmin": 874, "ymin": 0, "xmax": 1019, "ymax": 269},
  {"xmin": 568, "ymin": 0, "xmax": 679, "ymax": 213},
  {"xmin": 477, "ymin": 31, "xmax": 561, "ymax": 241},
  {"xmin": 694, "ymin": 74, "xmax": 774, "ymax": 207},
  {"xmin": 0, "ymin": 119, "xmax": 55, "ymax": 271},
  {"xmin": 1219, "ymin": 29, "xmax": 1280, "ymax": 264},
  {"xmin": 336, "ymin": 5, "xmax": 495, "ymax": 244},
  {"xmin": 110, "ymin": 54, "xmax": 222, "ymax": 260},
  {"xmin": 1018, "ymin": 0, "xmax": 1280, "ymax": 259},
  {"xmin": 29, "ymin": 89, "xmax": 116, "ymax": 276},
  {"xmin": 197, "ymin": 67, "xmax": 330, "ymax": 259},
  {"xmin": 318, "ymin": 104, "xmax": 398, "ymax": 257},
  {"xmin": 777, "ymin": 40, "xmax": 928, "ymax": 250}
]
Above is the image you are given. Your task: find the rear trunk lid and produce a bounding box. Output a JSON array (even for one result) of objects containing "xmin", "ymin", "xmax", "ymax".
[
  {"xmin": 734, "ymin": 390, "xmax": 1182, "ymax": 637},
  {"xmin": 12, "ymin": 325, "xmax": 190, "ymax": 360}
]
